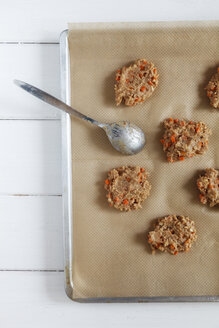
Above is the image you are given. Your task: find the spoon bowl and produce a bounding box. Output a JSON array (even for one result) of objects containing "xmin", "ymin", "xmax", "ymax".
[{"xmin": 103, "ymin": 121, "xmax": 146, "ymax": 155}]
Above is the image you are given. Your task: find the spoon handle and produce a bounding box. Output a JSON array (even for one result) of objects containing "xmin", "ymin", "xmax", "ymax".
[{"xmin": 14, "ymin": 79, "xmax": 102, "ymax": 127}]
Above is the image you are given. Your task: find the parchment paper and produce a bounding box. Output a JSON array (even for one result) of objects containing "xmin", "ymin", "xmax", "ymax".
[{"xmin": 68, "ymin": 21, "xmax": 219, "ymax": 299}]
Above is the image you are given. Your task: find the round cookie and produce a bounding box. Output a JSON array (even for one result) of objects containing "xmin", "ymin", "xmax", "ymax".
[
  {"xmin": 197, "ymin": 168, "xmax": 219, "ymax": 207},
  {"xmin": 114, "ymin": 59, "xmax": 159, "ymax": 107},
  {"xmin": 205, "ymin": 67, "xmax": 219, "ymax": 109},
  {"xmin": 148, "ymin": 215, "xmax": 197, "ymax": 255},
  {"xmin": 104, "ymin": 166, "xmax": 151, "ymax": 211}
]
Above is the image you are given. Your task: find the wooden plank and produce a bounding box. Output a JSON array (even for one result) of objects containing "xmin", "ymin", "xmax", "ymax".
[
  {"xmin": 0, "ymin": 120, "xmax": 61, "ymax": 194},
  {"xmin": 0, "ymin": 0, "xmax": 218, "ymax": 42},
  {"xmin": 0, "ymin": 44, "xmax": 60, "ymax": 118},
  {"xmin": 0, "ymin": 271, "xmax": 218, "ymax": 327},
  {"xmin": 0, "ymin": 196, "xmax": 63, "ymax": 270}
]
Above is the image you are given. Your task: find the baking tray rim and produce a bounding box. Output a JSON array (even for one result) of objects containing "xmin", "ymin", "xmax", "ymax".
[{"xmin": 59, "ymin": 26, "xmax": 219, "ymax": 303}]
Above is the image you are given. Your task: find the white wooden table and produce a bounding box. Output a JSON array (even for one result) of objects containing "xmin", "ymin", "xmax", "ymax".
[{"xmin": 0, "ymin": 1, "xmax": 218, "ymax": 326}]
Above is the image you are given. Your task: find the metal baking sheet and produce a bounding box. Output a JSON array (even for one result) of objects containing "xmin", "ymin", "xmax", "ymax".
[{"xmin": 59, "ymin": 28, "xmax": 219, "ymax": 303}]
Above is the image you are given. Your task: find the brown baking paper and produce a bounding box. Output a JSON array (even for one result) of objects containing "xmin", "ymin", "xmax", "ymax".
[{"xmin": 68, "ymin": 21, "xmax": 219, "ymax": 299}]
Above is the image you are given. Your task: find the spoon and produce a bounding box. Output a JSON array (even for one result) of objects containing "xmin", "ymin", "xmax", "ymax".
[{"xmin": 14, "ymin": 80, "xmax": 146, "ymax": 155}]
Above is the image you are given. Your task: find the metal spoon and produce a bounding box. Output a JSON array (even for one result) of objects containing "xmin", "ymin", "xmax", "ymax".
[{"xmin": 14, "ymin": 80, "xmax": 146, "ymax": 155}]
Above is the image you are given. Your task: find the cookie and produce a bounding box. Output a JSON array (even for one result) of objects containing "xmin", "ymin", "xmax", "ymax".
[
  {"xmin": 148, "ymin": 215, "xmax": 197, "ymax": 255},
  {"xmin": 197, "ymin": 168, "xmax": 219, "ymax": 207},
  {"xmin": 114, "ymin": 59, "xmax": 159, "ymax": 106},
  {"xmin": 205, "ymin": 67, "xmax": 219, "ymax": 109},
  {"xmin": 104, "ymin": 166, "xmax": 151, "ymax": 211},
  {"xmin": 160, "ymin": 118, "xmax": 211, "ymax": 162}
]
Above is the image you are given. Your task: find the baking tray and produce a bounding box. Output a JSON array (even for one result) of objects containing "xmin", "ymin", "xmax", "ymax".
[{"xmin": 59, "ymin": 28, "xmax": 219, "ymax": 302}]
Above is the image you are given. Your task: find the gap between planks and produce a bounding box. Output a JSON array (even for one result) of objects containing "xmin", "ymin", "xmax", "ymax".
[
  {"xmin": 0, "ymin": 42, "xmax": 59, "ymax": 45},
  {"xmin": 0, "ymin": 118, "xmax": 61, "ymax": 121},
  {"xmin": 0, "ymin": 269, "xmax": 63, "ymax": 272},
  {"xmin": 0, "ymin": 194, "xmax": 62, "ymax": 197}
]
